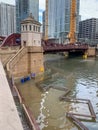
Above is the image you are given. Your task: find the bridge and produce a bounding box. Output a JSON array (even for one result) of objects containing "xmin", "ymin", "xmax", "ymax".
[
  {"xmin": 0, "ymin": 33, "xmax": 21, "ymax": 47},
  {"xmin": 42, "ymin": 41, "xmax": 88, "ymax": 53},
  {"xmin": 0, "ymin": 33, "xmax": 88, "ymax": 53}
]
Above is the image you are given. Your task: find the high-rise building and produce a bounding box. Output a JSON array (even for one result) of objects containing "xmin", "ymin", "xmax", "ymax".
[
  {"xmin": 42, "ymin": 11, "xmax": 45, "ymax": 38},
  {"xmin": 16, "ymin": 0, "xmax": 39, "ymax": 33},
  {"xmin": 45, "ymin": 0, "xmax": 80, "ymax": 43},
  {"xmin": 79, "ymin": 18, "xmax": 98, "ymax": 45},
  {"xmin": 0, "ymin": 2, "xmax": 16, "ymax": 36}
]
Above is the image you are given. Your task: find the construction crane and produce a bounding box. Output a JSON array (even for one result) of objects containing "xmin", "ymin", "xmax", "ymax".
[
  {"xmin": 45, "ymin": 0, "xmax": 48, "ymax": 40},
  {"xmin": 68, "ymin": 0, "xmax": 77, "ymax": 43}
]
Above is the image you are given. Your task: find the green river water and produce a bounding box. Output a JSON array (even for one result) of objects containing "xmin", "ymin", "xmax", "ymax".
[{"xmin": 16, "ymin": 55, "xmax": 98, "ymax": 130}]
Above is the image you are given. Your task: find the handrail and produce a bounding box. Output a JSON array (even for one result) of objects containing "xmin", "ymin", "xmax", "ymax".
[{"xmin": 6, "ymin": 47, "xmax": 27, "ymax": 72}]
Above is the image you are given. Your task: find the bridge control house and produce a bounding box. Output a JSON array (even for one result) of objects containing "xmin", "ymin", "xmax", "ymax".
[
  {"xmin": 7, "ymin": 14, "xmax": 44, "ymax": 78},
  {"xmin": 21, "ymin": 13, "xmax": 41, "ymax": 47}
]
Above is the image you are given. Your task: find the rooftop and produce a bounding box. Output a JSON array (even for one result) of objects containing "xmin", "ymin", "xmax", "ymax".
[{"xmin": 21, "ymin": 13, "xmax": 41, "ymax": 26}]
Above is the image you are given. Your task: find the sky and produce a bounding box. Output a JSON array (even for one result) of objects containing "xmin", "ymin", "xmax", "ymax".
[{"xmin": 0, "ymin": 0, "xmax": 98, "ymax": 21}]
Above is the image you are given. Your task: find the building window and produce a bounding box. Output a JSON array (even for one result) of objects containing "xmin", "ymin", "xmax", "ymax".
[
  {"xmin": 36, "ymin": 26, "xmax": 37, "ymax": 31},
  {"xmin": 38, "ymin": 41, "xmax": 40, "ymax": 45},
  {"xmin": 25, "ymin": 25, "xmax": 27, "ymax": 30},
  {"xmin": 29, "ymin": 25, "xmax": 32, "ymax": 31},
  {"xmin": 23, "ymin": 25, "xmax": 24, "ymax": 31},
  {"xmin": 33, "ymin": 25, "xmax": 35, "ymax": 31},
  {"xmin": 23, "ymin": 41, "xmax": 26, "ymax": 46},
  {"xmin": 38, "ymin": 27, "xmax": 40, "ymax": 32}
]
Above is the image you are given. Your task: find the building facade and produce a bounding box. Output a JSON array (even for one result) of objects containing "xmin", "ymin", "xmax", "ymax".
[
  {"xmin": 16, "ymin": 0, "xmax": 39, "ymax": 33},
  {"xmin": 79, "ymin": 18, "xmax": 98, "ymax": 45},
  {"xmin": 45, "ymin": 0, "xmax": 80, "ymax": 43},
  {"xmin": 21, "ymin": 14, "xmax": 41, "ymax": 46},
  {"xmin": 9, "ymin": 14, "xmax": 44, "ymax": 77},
  {"xmin": 42, "ymin": 11, "xmax": 46, "ymax": 39},
  {"xmin": 0, "ymin": 2, "xmax": 16, "ymax": 36}
]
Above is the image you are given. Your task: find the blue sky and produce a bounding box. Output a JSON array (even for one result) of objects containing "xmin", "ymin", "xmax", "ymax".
[{"xmin": 0, "ymin": 0, "xmax": 98, "ymax": 22}]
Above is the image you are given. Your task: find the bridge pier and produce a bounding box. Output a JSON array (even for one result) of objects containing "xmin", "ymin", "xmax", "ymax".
[{"xmin": 86, "ymin": 47, "xmax": 96, "ymax": 57}]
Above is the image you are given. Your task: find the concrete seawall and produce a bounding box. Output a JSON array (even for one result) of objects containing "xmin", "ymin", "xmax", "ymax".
[{"xmin": 0, "ymin": 60, "xmax": 23, "ymax": 130}]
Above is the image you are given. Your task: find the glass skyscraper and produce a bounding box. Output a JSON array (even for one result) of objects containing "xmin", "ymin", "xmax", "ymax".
[
  {"xmin": 0, "ymin": 2, "xmax": 16, "ymax": 36},
  {"xmin": 47, "ymin": 0, "xmax": 80, "ymax": 43},
  {"xmin": 16, "ymin": 0, "xmax": 39, "ymax": 33}
]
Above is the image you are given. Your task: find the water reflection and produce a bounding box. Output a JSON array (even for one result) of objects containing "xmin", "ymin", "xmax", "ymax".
[
  {"xmin": 37, "ymin": 92, "xmax": 48, "ymax": 129},
  {"xmin": 17, "ymin": 56, "xmax": 98, "ymax": 130}
]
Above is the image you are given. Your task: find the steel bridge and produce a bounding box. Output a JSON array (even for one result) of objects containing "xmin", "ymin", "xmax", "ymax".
[
  {"xmin": 0, "ymin": 33, "xmax": 21, "ymax": 47},
  {"xmin": 0, "ymin": 33, "xmax": 88, "ymax": 53},
  {"xmin": 42, "ymin": 41, "xmax": 88, "ymax": 53}
]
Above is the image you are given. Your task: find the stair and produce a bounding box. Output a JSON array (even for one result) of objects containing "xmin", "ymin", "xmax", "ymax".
[{"xmin": 6, "ymin": 47, "xmax": 27, "ymax": 74}]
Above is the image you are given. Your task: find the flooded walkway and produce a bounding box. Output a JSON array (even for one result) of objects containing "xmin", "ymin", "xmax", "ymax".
[
  {"xmin": 16, "ymin": 56, "xmax": 98, "ymax": 130},
  {"xmin": 0, "ymin": 60, "xmax": 23, "ymax": 130}
]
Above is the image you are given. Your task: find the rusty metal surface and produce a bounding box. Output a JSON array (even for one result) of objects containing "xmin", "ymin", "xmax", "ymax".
[
  {"xmin": 67, "ymin": 113, "xmax": 89, "ymax": 130},
  {"xmin": 59, "ymin": 89, "xmax": 96, "ymax": 130},
  {"xmin": 42, "ymin": 42, "xmax": 88, "ymax": 52}
]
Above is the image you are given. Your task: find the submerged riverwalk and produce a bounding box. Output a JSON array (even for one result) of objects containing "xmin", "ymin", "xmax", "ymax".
[{"xmin": 0, "ymin": 60, "xmax": 23, "ymax": 130}]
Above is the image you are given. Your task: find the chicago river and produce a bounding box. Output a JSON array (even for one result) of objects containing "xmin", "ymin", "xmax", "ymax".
[{"xmin": 16, "ymin": 55, "xmax": 98, "ymax": 130}]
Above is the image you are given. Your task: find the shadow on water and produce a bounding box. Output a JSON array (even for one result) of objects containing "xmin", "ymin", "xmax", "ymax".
[{"xmin": 68, "ymin": 51, "xmax": 84, "ymax": 58}]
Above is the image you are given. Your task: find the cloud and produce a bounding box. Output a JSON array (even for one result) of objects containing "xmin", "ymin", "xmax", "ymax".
[
  {"xmin": 80, "ymin": 0, "xmax": 98, "ymax": 20},
  {"xmin": 39, "ymin": 0, "xmax": 45, "ymax": 10}
]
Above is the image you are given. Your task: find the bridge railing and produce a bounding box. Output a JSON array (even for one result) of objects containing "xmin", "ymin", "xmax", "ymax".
[{"xmin": 43, "ymin": 43, "xmax": 88, "ymax": 52}]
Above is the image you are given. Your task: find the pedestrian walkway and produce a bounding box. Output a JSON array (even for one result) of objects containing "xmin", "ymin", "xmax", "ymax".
[{"xmin": 0, "ymin": 60, "xmax": 23, "ymax": 130}]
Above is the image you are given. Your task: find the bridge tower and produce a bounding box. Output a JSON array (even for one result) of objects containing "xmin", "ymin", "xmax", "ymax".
[
  {"xmin": 7, "ymin": 14, "xmax": 44, "ymax": 78},
  {"xmin": 20, "ymin": 13, "xmax": 44, "ymax": 76},
  {"xmin": 21, "ymin": 13, "xmax": 42, "ymax": 47}
]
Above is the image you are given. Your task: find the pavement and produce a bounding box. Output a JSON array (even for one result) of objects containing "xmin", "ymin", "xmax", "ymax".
[{"xmin": 0, "ymin": 60, "xmax": 23, "ymax": 130}]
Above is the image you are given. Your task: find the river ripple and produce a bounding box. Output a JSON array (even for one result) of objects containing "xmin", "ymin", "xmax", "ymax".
[{"xmin": 17, "ymin": 56, "xmax": 98, "ymax": 130}]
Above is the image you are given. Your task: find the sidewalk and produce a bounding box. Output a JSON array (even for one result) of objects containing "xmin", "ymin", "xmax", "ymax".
[{"xmin": 0, "ymin": 61, "xmax": 23, "ymax": 130}]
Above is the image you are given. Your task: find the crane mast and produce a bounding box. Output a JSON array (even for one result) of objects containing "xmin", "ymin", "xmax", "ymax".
[
  {"xmin": 69, "ymin": 0, "xmax": 76, "ymax": 43},
  {"xmin": 45, "ymin": 0, "xmax": 48, "ymax": 40}
]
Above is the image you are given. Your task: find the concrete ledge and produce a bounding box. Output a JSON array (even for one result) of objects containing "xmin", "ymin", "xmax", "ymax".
[
  {"xmin": 0, "ymin": 61, "xmax": 23, "ymax": 130},
  {"xmin": 87, "ymin": 47, "xmax": 96, "ymax": 57}
]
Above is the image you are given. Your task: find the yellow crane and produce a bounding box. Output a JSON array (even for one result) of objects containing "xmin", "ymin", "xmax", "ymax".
[
  {"xmin": 68, "ymin": 0, "xmax": 76, "ymax": 43},
  {"xmin": 45, "ymin": 0, "xmax": 48, "ymax": 40},
  {"xmin": 45, "ymin": 0, "xmax": 76, "ymax": 43}
]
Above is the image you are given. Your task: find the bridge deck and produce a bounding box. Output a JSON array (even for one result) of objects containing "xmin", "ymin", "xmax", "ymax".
[
  {"xmin": 42, "ymin": 43, "xmax": 88, "ymax": 52},
  {"xmin": 0, "ymin": 61, "xmax": 23, "ymax": 130}
]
